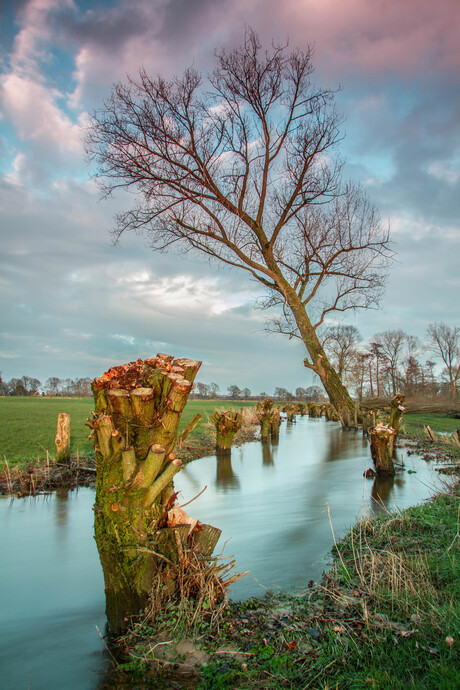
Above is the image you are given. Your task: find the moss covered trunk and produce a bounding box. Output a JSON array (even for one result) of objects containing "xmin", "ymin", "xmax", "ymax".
[
  {"xmin": 256, "ymin": 398, "xmax": 277, "ymax": 441},
  {"xmin": 89, "ymin": 355, "xmax": 220, "ymax": 633},
  {"xmin": 279, "ymin": 284, "xmax": 355, "ymax": 420},
  {"xmin": 211, "ymin": 410, "xmax": 243, "ymax": 454}
]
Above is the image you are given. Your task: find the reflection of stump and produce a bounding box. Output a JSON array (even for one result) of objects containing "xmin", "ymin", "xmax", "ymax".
[
  {"xmin": 216, "ymin": 456, "xmax": 240, "ymax": 490},
  {"xmin": 55, "ymin": 413, "xmax": 70, "ymax": 463},
  {"xmin": 89, "ymin": 355, "xmax": 221, "ymax": 633},
  {"xmin": 262, "ymin": 439, "xmax": 274, "ymax": 465},
  {"xmin": 211, "ymin": 410, "xmax": 242, "ymax": 454},
  {"xmin": 370, "ymin": 424, "xmax": 395, "ymax": 476}
]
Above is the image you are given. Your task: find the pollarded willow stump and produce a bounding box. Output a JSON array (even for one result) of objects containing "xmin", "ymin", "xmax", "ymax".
[
  {"xmin": 211, "ymin": 410, "xmax": 243, "ymax": 455},
  {"xmin": 307, "ymin": 402, "xmax": 321, "ymax": 418},
  {"xmin": 370, "ymin": 423, "xmax": 395, "ymax": 476},
  {"xmin": 284, "ymin": 404, "xmax": 297, "ymax": 422},
  {"xmin": 89, "ymin": 355, "xmax": 221, "ymax": 633},
  {"xmin": 271, "ymin": 406, "xmax": 281, "ymax": 439},
  {"xmin": 256, "ymin": 397, "xmax": 277, "ymax": 441},
  {"xmin": 55, "ymin": 412, "xmax": 70, "ymax": 463}
]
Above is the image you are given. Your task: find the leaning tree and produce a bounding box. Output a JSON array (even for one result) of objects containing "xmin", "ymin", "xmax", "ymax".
[{"xmin": 86, "ymin": 28, "xmax": 393, "ymax": 417}]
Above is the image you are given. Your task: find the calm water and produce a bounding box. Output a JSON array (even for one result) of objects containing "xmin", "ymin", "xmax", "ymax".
[
  {"xmin": 0, "ymin": 488, "xmax": 109, "ymax": 689},
  {"xmin": 0, "ymin": 417, "xmax": 440, "ymax": 688}
]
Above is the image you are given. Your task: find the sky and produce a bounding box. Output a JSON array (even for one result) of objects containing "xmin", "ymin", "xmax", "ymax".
[{"xmin": 0, "ymin": 0, "xmax": 459, "ymax": 394}]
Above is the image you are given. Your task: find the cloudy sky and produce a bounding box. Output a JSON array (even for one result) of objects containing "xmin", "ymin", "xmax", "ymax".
[{"xmin": 1, "ymin": 0, "xmax": 459, "ymax": 393}]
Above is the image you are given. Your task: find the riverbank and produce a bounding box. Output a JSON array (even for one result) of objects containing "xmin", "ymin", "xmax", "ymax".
[{"xmin": 106, "ymin": 472, "xmax": 459, "ymax": 689}]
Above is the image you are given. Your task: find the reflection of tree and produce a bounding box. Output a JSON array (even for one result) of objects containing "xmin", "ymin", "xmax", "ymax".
[
  {"xmin": 216, "ymin": 457, "xmax": 240, "ymax": 491},
  {"xmin": 322, "ymin": 427, "xmax": 368, "ymax": 464},
  {"xmin": 262, "ymin": 440, "xmax": 274, "ymax": 466},
  {"xmin": 370, "ymin": 476, "xmax": 395, "ymax": 515},
  {"xmin": 54, "ymin": 489, "xmax": 69, "ymax": 533}
]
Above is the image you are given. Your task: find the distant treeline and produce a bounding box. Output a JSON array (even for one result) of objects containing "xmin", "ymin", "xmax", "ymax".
[{"xmin": 0, "ymin": 375, "xmax": 92, "ymax": 397}]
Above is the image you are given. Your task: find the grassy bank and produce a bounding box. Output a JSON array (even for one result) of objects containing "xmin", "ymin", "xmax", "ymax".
[
  {"xmin": 110, "ymin": 480, "xmax": 459, "ymax": 689},
  {"xmin": 0, "ymin": 398, "xmax": 256, "ymax": 468},
  {"xmin": 403, "ymin": 413, "xmax": 460, "ymax": 437}
]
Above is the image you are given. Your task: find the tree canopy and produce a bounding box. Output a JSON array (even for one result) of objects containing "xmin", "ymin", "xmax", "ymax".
[{"xmin": 86, "ymin": 28, "xmax": 393, "ymax": 416}]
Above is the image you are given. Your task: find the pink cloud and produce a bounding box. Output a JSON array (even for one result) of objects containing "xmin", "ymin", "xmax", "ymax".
[
  {"xmin": 280, "ymin": 0, "xmax": 460, "ymax": 77},
  {"xmin": 1, "ymin": 73, "xmax": 81, "ymax": 154}
]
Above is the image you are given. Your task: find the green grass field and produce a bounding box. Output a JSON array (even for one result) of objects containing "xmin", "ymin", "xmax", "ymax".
[
  {"xmin": 403, "ymin": 413, "xmax": 460, "ymax": 436},
  {"xmin": 1, "ymin": 398, "xmax": 458, "ymax": 467},
  {"xmin": 0, "ymin": 397, "xmax": 256, "ymax": 466}
]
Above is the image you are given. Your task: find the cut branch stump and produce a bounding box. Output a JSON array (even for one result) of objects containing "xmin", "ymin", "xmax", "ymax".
[{"xmin": 55, "ymin": 413, "xmax": 70, "ymax": 464}]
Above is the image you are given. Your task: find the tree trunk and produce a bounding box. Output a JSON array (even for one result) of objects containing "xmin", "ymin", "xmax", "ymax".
[
  {"xmin": 89, "ymin": 355, "xmax": 221, "ymax": 633},
  {"xmin": 389, "ymin": 393, "xmax": 406, "ymax": 457},
  {"xmin": 281, "ymin": 289, "xmax": 355, "ymax": 417},
  {"xmin": 55, "ymin": 413, "xmax": 70, "ymax": 463},
  {"xmin": 211, "ymin": 410, "xmax": 243, "ymax": 454},
  {"xmin": 370, "ymin": 424, "xmax": 395, "ymax": 476}
]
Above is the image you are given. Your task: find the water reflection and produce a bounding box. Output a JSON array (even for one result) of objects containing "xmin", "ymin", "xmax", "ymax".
[
  {"xmin": 0, "ymin": 417, "xmax": 441, "ymax": 689},
  {"xmin": 175, "ymin": 416, "xmax": 440, "ymax": 599},
  {"xmin": 261, "ymin": 439, "xmax": 275, "ymax": 466},
  {"xmin": 216, "ymin": 456, "xmax": 240, "ymax": 490},
  {"xmin": 0, "ymin": 489, "xmax": 107, "ymax": 690}
]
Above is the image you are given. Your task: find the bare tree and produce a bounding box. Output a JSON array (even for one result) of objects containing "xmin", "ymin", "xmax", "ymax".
[
  {"xmin": 320, "ymin": 324, "xmax": 361, "ymax": 382},
  {"xmin": 426, "ymin": 322, "xmax": 460, "ymax": 401},
  {"xmin": 373, "ymin": 329, "xmax": 407, "ymax": 396},
  {"xmin": 228, "ymin": 384, "xmax": 242, "ymax": 399},
  {"xmin": 195, "ymin": 381, "xmax": 210, "ymax": 398},
  {"xmin": 86, "ymin": 28, "xmax": 392, "ymax": 416}
]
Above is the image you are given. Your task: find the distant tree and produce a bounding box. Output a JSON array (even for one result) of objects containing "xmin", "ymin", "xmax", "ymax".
[
  {"xmin": 196, "ymin": 382, "xmax": 210, "ymax": 398},
  {"xmin": 73, "ymin": 377, "xmax": 92, "ymax": 396},
  {"xmin": 228, "ymin": 385, "xmax": 242, "ymax": 400},
  {"xmin": 7, "ymin": 378, "xmax": 27, "ymax": 396},
  {"xmin": 305, "ymin": 385, "xmax": 323, "ymax": 401},
  {"xmin": 295, "ymin": 386, "xmax": 307, "ymax": 400},
  {"xmin": 86, "ymin": 28, "xmax": 392, "ymax": 417},
  {"xmin": 321, "ymin": 324, "xmax": 361, "ymax": 382},
  {"xmin": 366, "ymin": 342, "xmax": 386, "ymax": 397},
  {"xmin": 0, "ymin": 372, "xmax": 7, "ymax": 396},
  {"xmin": 274, "ymin": 387, "xmax": 293, "ymax": 401},
  {"xmin": 45, "ymin": 377, "xmax": 62, "ymax": 396},
  {"xmin": 208, "ymin": 382, "xmax": 220, "ymax": 398},
  {"xmin": 426, "ymin": 322, "xmax": 460, "ymax": 401},
  {"xmin": 423, "ymin": 360, "xmax": 438, "ymax": 397},
  {"xmin": 403, "ymin": 356, "xmax": 423, "ymax": 396},
  {"xmin": 241, "ymin": 387, "xmax": 251, "ymax": 399},
  {"xmin": 373, "ymin": 329, "xmax": 407, "ymax": 396}
]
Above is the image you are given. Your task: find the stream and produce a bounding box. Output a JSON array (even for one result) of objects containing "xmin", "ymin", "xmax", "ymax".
[{"xmin": 0, "ymin": 417, "xmax": 440, "ymax": 688}]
